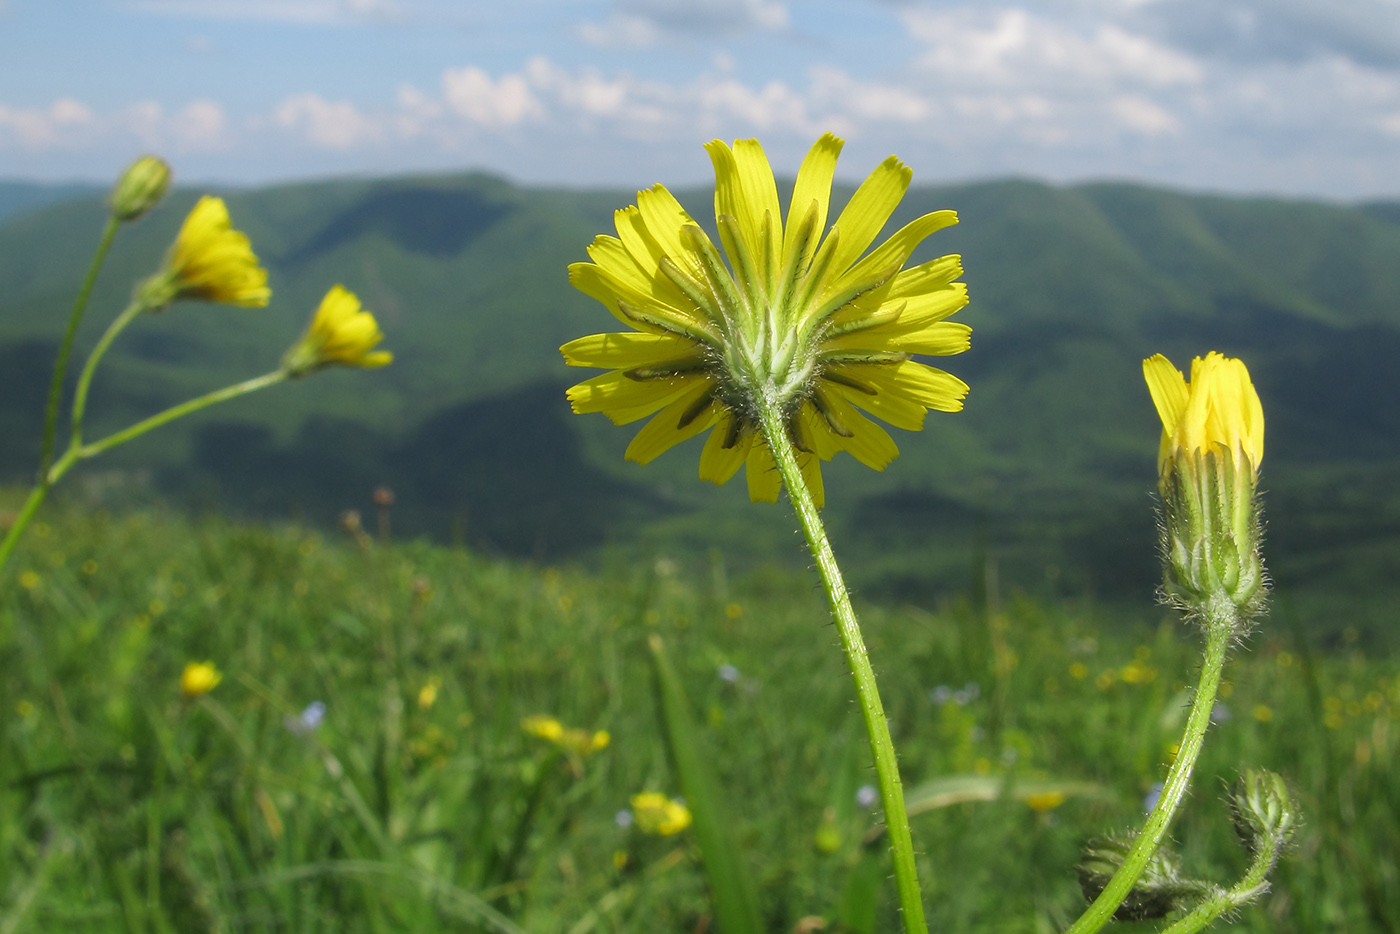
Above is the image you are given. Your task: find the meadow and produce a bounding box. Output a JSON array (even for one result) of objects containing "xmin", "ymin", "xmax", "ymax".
[{"xmin": 1, "ymin": 494, "xmax": 1394, "ymax": 933}]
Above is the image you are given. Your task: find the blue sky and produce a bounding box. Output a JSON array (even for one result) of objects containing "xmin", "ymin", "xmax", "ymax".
[{"xmin": 3, "ymin": 0, "xmax": 1400, "ymax": 198}]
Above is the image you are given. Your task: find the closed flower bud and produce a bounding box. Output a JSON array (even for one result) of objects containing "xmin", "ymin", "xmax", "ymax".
[
  {"xmin": 1229, "ymin": 768, "xmax": 1298, "ymax": 855},
  {"xmin": 1143, "ymin": 352, "xmax": 1267, "ymax": 622},
  {"xmin": 110, "ymin": 155, "xmax": 172, "ymax": 222},
  {"xmin": 1078, "ymin": 835, "xmax": 1211, "ymax": 920}
]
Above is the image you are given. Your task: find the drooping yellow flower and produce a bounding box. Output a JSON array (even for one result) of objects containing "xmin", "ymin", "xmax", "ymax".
[
  {"xmin": 1143, "ymin": 352, "xmax": 1263, "ymax": 484},
  {"xmin": 630, "ymin": 791, "xmax": 692, "ymax": 835},
  {"xmin": 562, "ymin": 133, "xmax": 970, "ymax": 507},
  {"xmin": 180, "ymin": 660, "xmax": 222, "ymax": 698},
  {"xmin": 282, "ymin": 285, "xmax": 393, "ymax": 378},
  {"xmin": 142, "ymin": 196, "xmax": 270, "ymax": 308},
  {"xmin": 1142, "ymin": 352, "xmax": 1266, "ymax": 618}
]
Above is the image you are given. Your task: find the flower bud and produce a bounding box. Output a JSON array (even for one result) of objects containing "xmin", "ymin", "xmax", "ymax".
[
  {"xmin": 109, "ymin": 155, "xmax": 171, "ymax": 222},
  {"xmin": 1078, "ymin": 835, "xmax": 1209, "ymax": 920},
  {"xmin": 1229, "ymin": 768, "xmax": 1298, "ymax": 855},
  {"xmin": 1143, "ymin": 352, "xmax": 1267, "ymax": 621}
]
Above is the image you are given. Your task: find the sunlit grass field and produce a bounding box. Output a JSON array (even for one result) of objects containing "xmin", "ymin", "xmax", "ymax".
[{"xmin": 1, "ymin": 496, "xmax": 1395, "ymax": 933}]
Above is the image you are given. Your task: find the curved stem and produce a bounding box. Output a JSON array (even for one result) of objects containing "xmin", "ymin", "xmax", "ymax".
[
  {"xmin": 1158, "ymin": 834, "xmax": 1279, "ymax": 934},
  {"xmin": 69, "ymin": 299, "xmax": 146, "ymax": 449},
  {"xmin": 78, "ymin": 370, "xmax": 286, "ymax": 458},
  {"xmin": 1065, "ymin": 605, "xmax": 1236, "ymax": 934},
  {"xmin": 40, "ymin": 216, "xmax": 120, "ymax": 476},
  {"xmin": 755, "ymin": 397, "xmax": 928, "ymax": 934}
]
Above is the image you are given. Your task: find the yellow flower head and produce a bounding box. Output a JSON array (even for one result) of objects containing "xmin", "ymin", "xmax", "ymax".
[
  {"xmin": 143, "ymin": 196, "xmax": 270, "ymax": 308},
  {"xmin": 282, "ymin": 285, "xmax": 393, "ymax": 378},
  {"xmin": 630, "ymin": 791, "xmax": 692, "ymax": 835},
  {"xmin": 521, "ymin": 714, "xmax": 565, "ymax": 742},
  {"xmin": 1143, "ymin": 352, "xmax": 1263, "ymax": 483},
  {"xmin": 1143, "ymin": 352, "xmax": 1267, "ymax": 619},
  {"xmin": 180, "ymin": 660, "xmax": 222, "ymax": 698},
  {"xmin": 562, "ymin": 133, "xmax": 970, "ymax": 507}
]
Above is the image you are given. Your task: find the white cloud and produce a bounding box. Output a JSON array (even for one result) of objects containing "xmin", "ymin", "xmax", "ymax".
[
  {"xmin": 905, "ymin": 8, "xmax": 1202, "ymax": 89},
  {"xmin": 170, "ymin": 99, "xmax": 229, "ymax": 150},
  {"xmin": 578, "ymin": 0, "xmax": 788, "ymax": 47},
  {"xmin": 0, "ymin": 98, "xmax": 94, "ymax": 147},
  {"xmin": 275, "ymin": 92, "xmax": 380, "ymax": 148},
  {"xmin": 129, "ymin": 0, "xmax": 399, "ymax": 24},
  {"xmin": 1109, "ymin": 94, "xmax": 1180, "ymax": 134},
  {"xmin": 442, "ymin": 66, "xmax": 544, "ymax": 127}
]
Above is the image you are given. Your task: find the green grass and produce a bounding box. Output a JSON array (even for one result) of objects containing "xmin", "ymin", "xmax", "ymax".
[{"xmin": 0, "ymin": 495, "xmax": 1396, "ymax": 932}]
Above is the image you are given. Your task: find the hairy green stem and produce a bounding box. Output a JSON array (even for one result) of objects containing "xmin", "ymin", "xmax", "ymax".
[
  {"xmin": 40, "ymin": 216, "xmax": 120, "ymax": 476},
  {"xmin": 1065, "ymin": 603, "xmax": 1237, "ymax": 934},
  {"xmin": 1159, "ymin": 835, "xmax": 1279, "ymax": 934},
  {"xmin": 756, "ymin": 397, "xmax": 929, "ymax": 934}
]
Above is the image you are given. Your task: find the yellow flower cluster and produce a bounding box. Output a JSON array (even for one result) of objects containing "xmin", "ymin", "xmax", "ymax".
[
  {"xmin": 630, "ymin": 791, "xmax": 693, "ymax": 835},
  {"xmin": 521, "ymin": 714, "xmax": 610, "ymax": 757}
]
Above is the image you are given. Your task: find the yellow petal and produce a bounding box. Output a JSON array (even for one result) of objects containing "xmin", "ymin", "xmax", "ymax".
[
  {"xmin": 887, "ymin": 254, "xmax": 964, "ymax": 298},
  {"xmin": 745, "ymin": 439, "xmax": 782, "ymax": 503},
  {"xmin": 816, "ymin": 388, "xmax": 900, "ymax": 470},
  {"xmin": 699, "ymin": 416, "xmax": 751, "ymax": 485},
  {"xmin": 625, "ymin": 381, "xmax": 718, "ymax": 464},
  {"xmin": 1143, "ymin": 353, "xmax": 1189, "ymax": 438},
  {"xmin": 861, "ymin": 360, "xmax": 969, "ymax": 413},
  {"xmin": 636, "ymin": 185, "xmax": 705, "ymax": 281},
  {"xmin": 560, "ymin": 332, "xmax": 699, "ymax": 368},
  {"xmin": 783, "ymin": 133, "xmax": 842, "ymax": 269},
  {"xmin": 828, "ymin": 374, "xmax": 927, "ymax": 431},
  {"xmin": 827, "ymin": 155, "xmax": 912, "ymax": 277},
  {"xmin": 828, "ymin": 210, "xmax": 958, "ymax": 299},
  {"xmin": 566, "ymin": 371, "xmax": 704, "ymax": 424},
  {"xmin": 614, "ymin": 205, "xmax": 701, "ymax": 313}
]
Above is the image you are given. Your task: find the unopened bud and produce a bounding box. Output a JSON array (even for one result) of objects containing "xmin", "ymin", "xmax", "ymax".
[
  {"xmin": 1078, "ymin": 835, "xmax": 1210, "ymax": 920},
  {"xmin": 1230, "ymin": 769, "xmax": 1298, "ymax": 854},
  {"xmin": 110, "ymin": 155, "xmax": 171, "ymax": 222}
]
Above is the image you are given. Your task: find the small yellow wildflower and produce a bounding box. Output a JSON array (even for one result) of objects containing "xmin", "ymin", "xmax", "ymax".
[
  {"xmin": 180, "ymin": 661, "xmax": 222, "ymax": 698},
  {"xmin": 418, "ymin": 676, "xmax": 442, "ymax": 710},
  {"xmin": 563, "ymin": 133, "xmax": 970, "ymax": 507},
  {"xmin": 1252, "ymin": 704, "xmax": 1273, "ymax": 723},
  {"xmin": 630, "ymin": 791, "xmax": 692, "ymax": 835},
  {"xmin": 18, "ymin": 571, "xmax": 39, "ymax": 590},
  {"xmin": 282, "ymin": 285, "xmax": 393, "ymax": 377},
  {"xmin": 141, "ymin": 196, "xmax": 270, "ymax": 308}
]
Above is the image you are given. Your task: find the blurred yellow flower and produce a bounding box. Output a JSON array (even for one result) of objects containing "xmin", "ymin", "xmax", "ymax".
[
  {"xmin": 1026, "ymin": 791, "xmax": 1067, "ymax": 812},
  {"xmin": 282, "ymin": 285, "xmax": 393, "ymax": 378},
  {"xmin": 418, "ymin": 676, "xmax": 442, "ymax": 710},
  {"xmin": 180, "ymin": 661, "xmax": 222, "ymax": 698},
  {"xmin": 142, "ymin": 196, "xmax": 270, "ymax": 308},
  {"xmin": 521, "ymin": 714, "xmax": 610, "ymax": 757},
  {"xmin": 630, "ymin": 791, "xmax": 692, "ymax": 835},
  {"xmin": 562, "ymin": 133, "xmax": 969, "ymax": 507}
]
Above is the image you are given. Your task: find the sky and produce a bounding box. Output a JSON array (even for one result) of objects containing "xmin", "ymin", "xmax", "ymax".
[{"xmin": 3, "ymin": 0, "xmax": 1400, "ymax": 199}]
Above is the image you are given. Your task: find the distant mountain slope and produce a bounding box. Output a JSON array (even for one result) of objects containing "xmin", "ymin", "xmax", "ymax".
[
  {"xmin": 0, "ymin": 181, "xmax": 102, "ymax": 225},
  {"xmin": 2, "ymin": 174, "xmax": 1398, "ymax": 634}
]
